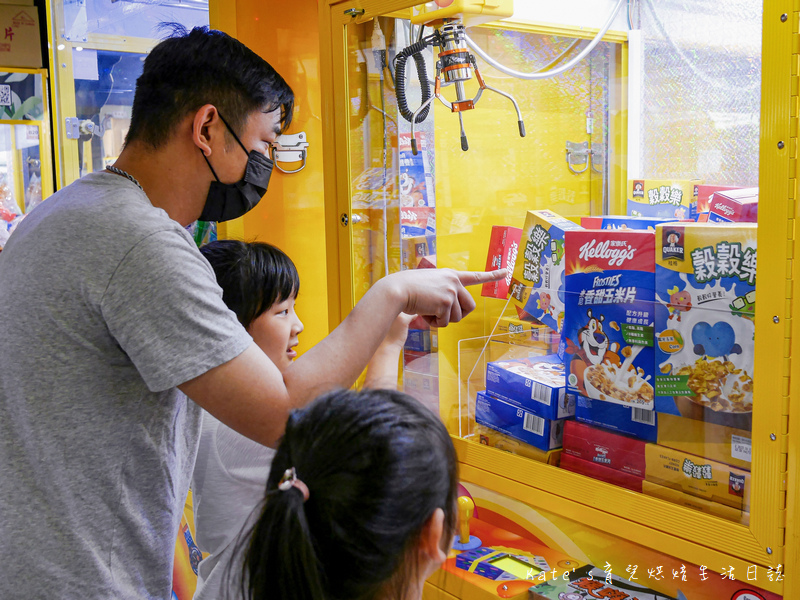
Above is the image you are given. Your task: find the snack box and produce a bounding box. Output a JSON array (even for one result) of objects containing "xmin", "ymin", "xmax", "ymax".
[
  {"xmin": 508, "ymin": 210, "xmax": 583, "ymax": 332},
  {"xmin": 496, "ymin": 316, "xmax": 559, "ymax": 352},
  {"xmin": 581, "ymin": 215, "xmax": 678, "ymax": 231},
  {"xmin": 657, "ymin": 413, "xmax": 751, "ymax": 471},
  {"xmin": 475, "ymin": 391, "xmax": 564, "ymax": 451},
  {"xmin": 400, "ymin": 206, "xmax": 435, "ymax": 238},
  {"xmin": 562, "ymin": 229, "xmax": 656, "ymax": 410},
  {"xmin": 485, "ymin": 354, "xmax": 573, "ymax": 420},
  {"xmin": 400, "ymin": 234, "xmax": 436, "ymax": 270},
  {"xmin": 707, "ymin": 187, "xmax": 758, "ymax": 223},
  {"xmin": 405, "ymin": 329, "xmax": 431, "ymax": 352},
  {"xmin": 481, "ymin": 225, "xmax": 522, "ymax": 298},
  {"xmin": 642, "ymin": 480, "xmax": 749, "ymax": 525},
  {"xmin": 473, "ymin": 424, "xmax": 562, "ymax": 465},
  {"xmin": 575, "ymin": 395, "xmax": 658, "ymax": 442},
  {"xmin": 563, "ymin": 419, "xmax": 646, "ymax": 476},
  {"xmin": 528, "ymin": 564, "xmax": 678, "ymax": 600},
  {"xmin": 644, "ymin": 443, "xmax": 750, "ymax": 510},
  {"xmin": 560, "ymin": 453, "xmax": 643, "ymax": 492},
  {"xmin": 695, "ymin": 184, "xmax": 741, "ymax": 215},
  {"xmin": 654, "ymin": 223, "xmax": 756, "ymax": 428},
  {"xmin": 627, "ymin": 178, "xmax": 702, "ymax": 219}
]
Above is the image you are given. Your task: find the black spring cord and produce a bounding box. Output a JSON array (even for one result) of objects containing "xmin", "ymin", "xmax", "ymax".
[{"xmin": 394, "ymin": 40, "xmax": 433, "ymax": 124}]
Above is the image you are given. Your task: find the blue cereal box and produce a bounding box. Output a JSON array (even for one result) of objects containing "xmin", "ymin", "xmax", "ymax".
[
  {"xmin": 654, "ymin": 223, "xmax": 756, "ymax": 428},
  {"xmin": 508, "ymin": 210, "xmax": 583, "ymax": 332},
  {"xmin": 475, "ymin": 391, "xmax": 564, "ymax": 450},
  {"xmin": 575, "ymin": 395, "xmax": 657, "ymax": 442},
  {"xmin": 581, "ymin": 215, "xmax": 678, "ymax": 231},
  {"xmin": 627, "ymin": 178, "xmax": 702, "ymax": 220},
  {"xmin": 485, "ymin": 354, "xmax": 573, "ymax": 420},
  {"xmin": 562, "ymin": 230, "xmax": 656, "ymax": 411}
]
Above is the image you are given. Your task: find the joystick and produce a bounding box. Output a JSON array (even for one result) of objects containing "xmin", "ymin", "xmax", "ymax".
[{"xmin": 453, "ymin": 495, "xmax": 482, "ymax": 550}]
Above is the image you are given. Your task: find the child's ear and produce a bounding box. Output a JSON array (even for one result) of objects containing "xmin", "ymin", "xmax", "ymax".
[{"xmin": 418, "ymin": 508, "xmax": 448, "ymax": 565}]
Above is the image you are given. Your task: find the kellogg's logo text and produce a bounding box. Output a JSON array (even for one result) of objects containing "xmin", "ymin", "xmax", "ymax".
[{"xmin": 578, "ymin": 239, "xmax": 636, "ymax": 267}]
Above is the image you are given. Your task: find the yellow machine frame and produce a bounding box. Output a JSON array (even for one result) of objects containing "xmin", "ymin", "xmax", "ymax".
[{"xmin": 319, "ymin": 0, "xmax": 797, "ymax": 596}]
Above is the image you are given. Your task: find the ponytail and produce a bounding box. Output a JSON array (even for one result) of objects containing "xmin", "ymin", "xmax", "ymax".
[{"xmin": 241, "ymin": 486, "xmax": 326, "ymax": 600}]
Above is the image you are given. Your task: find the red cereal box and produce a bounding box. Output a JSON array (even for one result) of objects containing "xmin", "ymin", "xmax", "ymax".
[
  {"xmin": 481, "ymin": 225, "xmax": 522, "ymax": 298},
  {"xmin": 562, "ymin": 419, "xmax": 646, "ymax": 476}
]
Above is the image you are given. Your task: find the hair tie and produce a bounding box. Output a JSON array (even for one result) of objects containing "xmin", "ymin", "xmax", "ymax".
[{"xmin": 278, "ymin": 467, "xmax": 309, "ymax": 502}]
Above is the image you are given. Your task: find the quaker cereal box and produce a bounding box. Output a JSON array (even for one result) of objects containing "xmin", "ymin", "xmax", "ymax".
[
  {"xmin": 627, "ymin": 178, "xmax": 701, "ymax": 220},
  {"xmin": 562, "ymin": 230, "xmax": 656, "ymax": 411},
  {"xmin": 400, "ymin": 235, "xmax": 436, "ymax": 270},
  {"xmin": 508, "ymin": 210, "xmax": 583, "ymax": 332},
  {"xmin": 481, "ymin": 225, "xmax": 522, "ymax": 298},
  {"xmin": 485, "ymin": 354, "xmax": 573, "ymax": 420},
  {"xmin": 475, "ymin": 390, "xmax": 564, "ymax": 451},
  {"xmin": 581, "ymin": 215, "xmax": 678, "ymax": 231},
  {"xmin": 654, "ymin": 223, "xmax": 756, "ymax": 427}
]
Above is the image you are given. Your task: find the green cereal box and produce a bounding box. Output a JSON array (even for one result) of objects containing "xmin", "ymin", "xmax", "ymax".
[
  {"xmin": 627, "ymin": 178, "xmax": 702, "ymax": 220},
  {"xmin": 654, "ymin": 223, "xmax": 756, "ymax": 429},
  {"xmin": 508, "ymin": 210, "xmax": 583, "ymax": 332}
]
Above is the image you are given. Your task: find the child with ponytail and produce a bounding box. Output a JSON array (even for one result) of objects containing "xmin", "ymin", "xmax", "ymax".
[{"xmin": 242, "ymin": 387, "xmax": 458, "ymax": 600}]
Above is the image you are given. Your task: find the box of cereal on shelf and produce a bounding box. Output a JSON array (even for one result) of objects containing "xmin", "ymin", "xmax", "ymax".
[
  {"xmin": 561, "ymin": 230, "xmax": 656, "ymax": 411},
  {"xmin": 654, "ymin": 223, "xmax": 756, "ymax": 428},
  {"xmin": 627, "ymin": 178, "xmax": 701, "ymax": 220},
  {"xmin": 507, "ymin": 210, "xmax": 583, "ymax": 332}
]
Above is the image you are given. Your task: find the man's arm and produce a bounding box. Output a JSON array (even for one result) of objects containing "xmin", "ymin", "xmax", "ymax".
[{"xmin": 180, "ymin": 268, "xmax": 505, "ymax": 447}]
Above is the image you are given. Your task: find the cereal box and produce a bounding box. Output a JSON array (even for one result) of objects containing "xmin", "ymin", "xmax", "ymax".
[
  {"xmin": 695, "ymin": 184, "xmax": 741, "ymax": 215},
  {"xmin": 508, "ymin": 210, "xmax": 583, "ymax": 332},
  {"xmin": 657, "ymin": 412, "xmax": 751, "ymax": 471},
  {"xmin": 474, "ymin": 424, "xmax": 562, "ymax": 465},
  {"xmin": 642, "ymin": 480, "xmax": 749, "ymax": 525},
  {"xmin": 481, "ymin": 226, "xmax": 522, "ymax": 298},
  {"xmin": 400, "ymin": 206, "xmax": 436, "ymax": 238},
  {"xmin": 581, "ymin": 215, "xmax": 678, "ymax": 231},
  {"xmin": 560, "ymin": 453, "xmax": 643, "ymax": 492},
  {"xmin": 708, "ymin": 187, "xmax": 758, "ymax": 223},
  {"xmin": 495, "ymin": 316, "xmax": 559, "ymax": 352},
  {"xmin": 563, "ymin": 419, "xmax": 646, "ymax": 476},
  {"xmin": 485, "ymin": 354, "xmax": 573, "ymax": 420},
  {"xmin": 475, "ymin": 390, "xmax": 564, "ymax": 451},
  {"xmin": 562, "ymin": 230, "xmax": 656, "ymax": 411},
  {"xmin": 400, "ymin": 235, "xmax": 436, "ymax": 270},
  {"xmin": 528, "ymin": 564, "xmax": 678, "ymax": 600},
  {"xmin": 627, "ymin": 178, "xmax": 702, "ymax": 220},
  {"xmin": 575, "ymin": 395, "xmax": 658, "ymax": 441},
  {"xmin": 644, "ymin": 443, "xmax": 750, "ymax": 510},
  {"xmin": 654, "ymin": 223, "xmax": 756, "ymax": 427}
]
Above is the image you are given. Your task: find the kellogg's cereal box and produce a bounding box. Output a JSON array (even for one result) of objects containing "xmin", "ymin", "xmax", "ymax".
[
  {"xmin": 695, "ymin": 184, "xmax": 741, "ymax": 215},
  {"xmin": 654, "ymin": 223, "xmax": 756, "ymax": 428},
  {"xmin": 707, "ymin": 187, "xmax": 758, "ymax": 223},
  {"xmin": 581, "ymin": 215, "xmax": 678, "ymax": 231},
  {"xmin": 485, "ymin": 354, "xmax": 572, "ymax": 420},
  {"xmin": 475, "ymin": 390, "xmax": 564, "ymax": 451},
  {"xmin": 562, "ymin": 230, "xmax": 656, "ymax": 411},
  {"xmin": 481, "ymin": 225, "xmax": 522, "ymax": 298},
  {"xmin": 627, "ymin": 178, "xmax": 702, "ymax": 220},
  {"xmin": 508, "ymin": 210, "xmax": 583, "ymax": 332},
  {"xmin": 575, "ymin": 395, "xmax": 657, "ymax": 441}
]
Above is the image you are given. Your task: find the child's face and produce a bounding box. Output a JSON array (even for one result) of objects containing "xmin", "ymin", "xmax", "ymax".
[{"xmin": 248, "ymin": 295, "xmax": 304, "ymax": 372}]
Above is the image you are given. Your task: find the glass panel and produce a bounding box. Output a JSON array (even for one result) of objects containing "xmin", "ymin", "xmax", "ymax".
[
  {"xmin": 73, "ymin": 50, "xmax": 144, "ymax": 177},
  {"xmin": 0, "ymin": 123, "xmax": 43, "ymax": 250},
  {"xmin": 346, "ymin": 0, "xmax": 761, "ymax": 530},
  {"xmin": 61, "ymin": 0, "xmax": 208, "ymax": 42}
]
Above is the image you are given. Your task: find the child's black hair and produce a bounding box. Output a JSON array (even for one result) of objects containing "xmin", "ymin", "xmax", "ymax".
[
  {"xmin": 126, "ymin": 25, "xmax": 294, "ymax": 149},
  {"xmin": 242, "ymin": 388, "xmax": 458, "ymax": 600},
  {"xmin": 200, "ymin": 240, "xmax": 300, "ymax": 329}
]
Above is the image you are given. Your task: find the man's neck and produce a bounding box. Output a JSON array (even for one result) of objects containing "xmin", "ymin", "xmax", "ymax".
[{"xmin": 111, "ymin": 139, "xmax": 207, "ymax": 227}]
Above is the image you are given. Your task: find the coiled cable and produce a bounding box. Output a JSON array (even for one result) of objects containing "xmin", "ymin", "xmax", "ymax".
[{"xmin": 394, "ymin": 40, "xmax": 433, "ymax": 123}]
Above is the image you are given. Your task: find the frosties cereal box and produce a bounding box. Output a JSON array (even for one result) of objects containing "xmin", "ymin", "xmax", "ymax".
[
  {"xmin": 485, "ymin": 354, "xmax": 573, "ymax": 420},
  {"xmin": 581, "ymin": 215, "xmax": 678, "ymax": 231},
  {"xmin": 707, "ymin": 187, "xmax": 758, "ymax": 223},
  {"xmin": 475, "ymin": 390, "xmax": 564, "ymax": 451},
  {"xmin": 508, "ymin": 210, "xmax": 583, "ymax": 332},
  {"xmin": 562, "ymin": 230, "xmax": 656, "ymax": 411},
  {"xmin": 481, "ymin": 225, "xmax": 522, "ymax": 298},
  {"xmin": 654, "ymin": 223, "xmax": 756, "ymax": 427},
  {"xmin": 627, "ymin": 178, "xmax": 701, "ymax": 220},
  {"xmin": 695, "ymin": 184, "xmax": 741, "ymax": 215}
]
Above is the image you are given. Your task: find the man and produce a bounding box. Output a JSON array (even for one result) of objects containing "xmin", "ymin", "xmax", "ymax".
[{"xmin": 0, "ymin": 26, "xmax": 502, "ymax": 599}]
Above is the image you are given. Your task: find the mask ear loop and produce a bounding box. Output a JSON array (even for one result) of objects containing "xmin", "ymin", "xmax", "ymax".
[
  {"xmin": 201, "ymin": 152, "xmax": 221, "ymax": 182},
  {"xmin": 217, "ymin": 111, "xmax": 251, "ymax": 157}
]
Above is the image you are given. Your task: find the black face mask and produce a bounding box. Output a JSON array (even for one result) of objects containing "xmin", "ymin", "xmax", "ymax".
[{"xmin": 199, "ymin": 112, "xmax": 274, "ymax": 222}]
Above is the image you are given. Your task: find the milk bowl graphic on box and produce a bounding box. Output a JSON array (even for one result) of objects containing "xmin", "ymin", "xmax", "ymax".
[
  {"xmin": 562, "ymin": 230, "xmax": 656, "ymax": 411},
  {"xmin": 654, "ymin": 223, "xmax": 756, "ymax": 428}
]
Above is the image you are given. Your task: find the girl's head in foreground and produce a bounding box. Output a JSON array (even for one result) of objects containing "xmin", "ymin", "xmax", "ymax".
[
  {"xmin": 200, "ymin": 240, "xmax": 303, "ymax": 370},
  {"xmin": 244, "ymin": 388, "xmax": 458, "ymax": 600}
]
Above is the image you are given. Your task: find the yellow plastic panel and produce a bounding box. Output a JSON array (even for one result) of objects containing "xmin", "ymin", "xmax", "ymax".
[
  {"xmin": 215, "ymin": 0, "xmax": 330, "ymax": 349},
  {"xmin": 411, "ymin": 0, "xmax": 513, "ymax": 27}
]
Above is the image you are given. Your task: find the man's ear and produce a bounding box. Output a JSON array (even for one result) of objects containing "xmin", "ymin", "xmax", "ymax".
[
  {"xmin": 192, "ymin": 104, "xmax": 218, "ymax": 156},
  {"xmin": 418, "ymin": 508, "xmax": 448, "ymax": 565}
]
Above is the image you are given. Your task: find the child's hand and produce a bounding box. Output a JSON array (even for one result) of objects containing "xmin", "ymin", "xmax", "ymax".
[{"xmin": 384, "ymin": 313, "xmax": 414, "ymax": 349}]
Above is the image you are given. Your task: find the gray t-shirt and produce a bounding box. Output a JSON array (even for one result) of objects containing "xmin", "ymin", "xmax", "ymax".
[{"xmin": 0, "ymin": 172, "xmax": 252, "ymax": 599}]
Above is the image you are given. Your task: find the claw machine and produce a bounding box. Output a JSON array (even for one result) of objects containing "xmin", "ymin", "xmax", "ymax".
[{"xmin": 320, "ymin": 0, "xmax": 797, "ymax": 598}]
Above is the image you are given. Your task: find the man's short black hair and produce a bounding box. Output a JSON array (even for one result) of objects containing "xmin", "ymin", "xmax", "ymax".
[{"xmin": 126, "ymin": 25, "xmax": 294, "ymax": 148}]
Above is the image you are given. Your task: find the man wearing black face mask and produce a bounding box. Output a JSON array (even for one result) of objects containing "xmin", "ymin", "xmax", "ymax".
[{"xmin": 0, "ymin": 26, "xmax": 504, "ymax": 599}]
